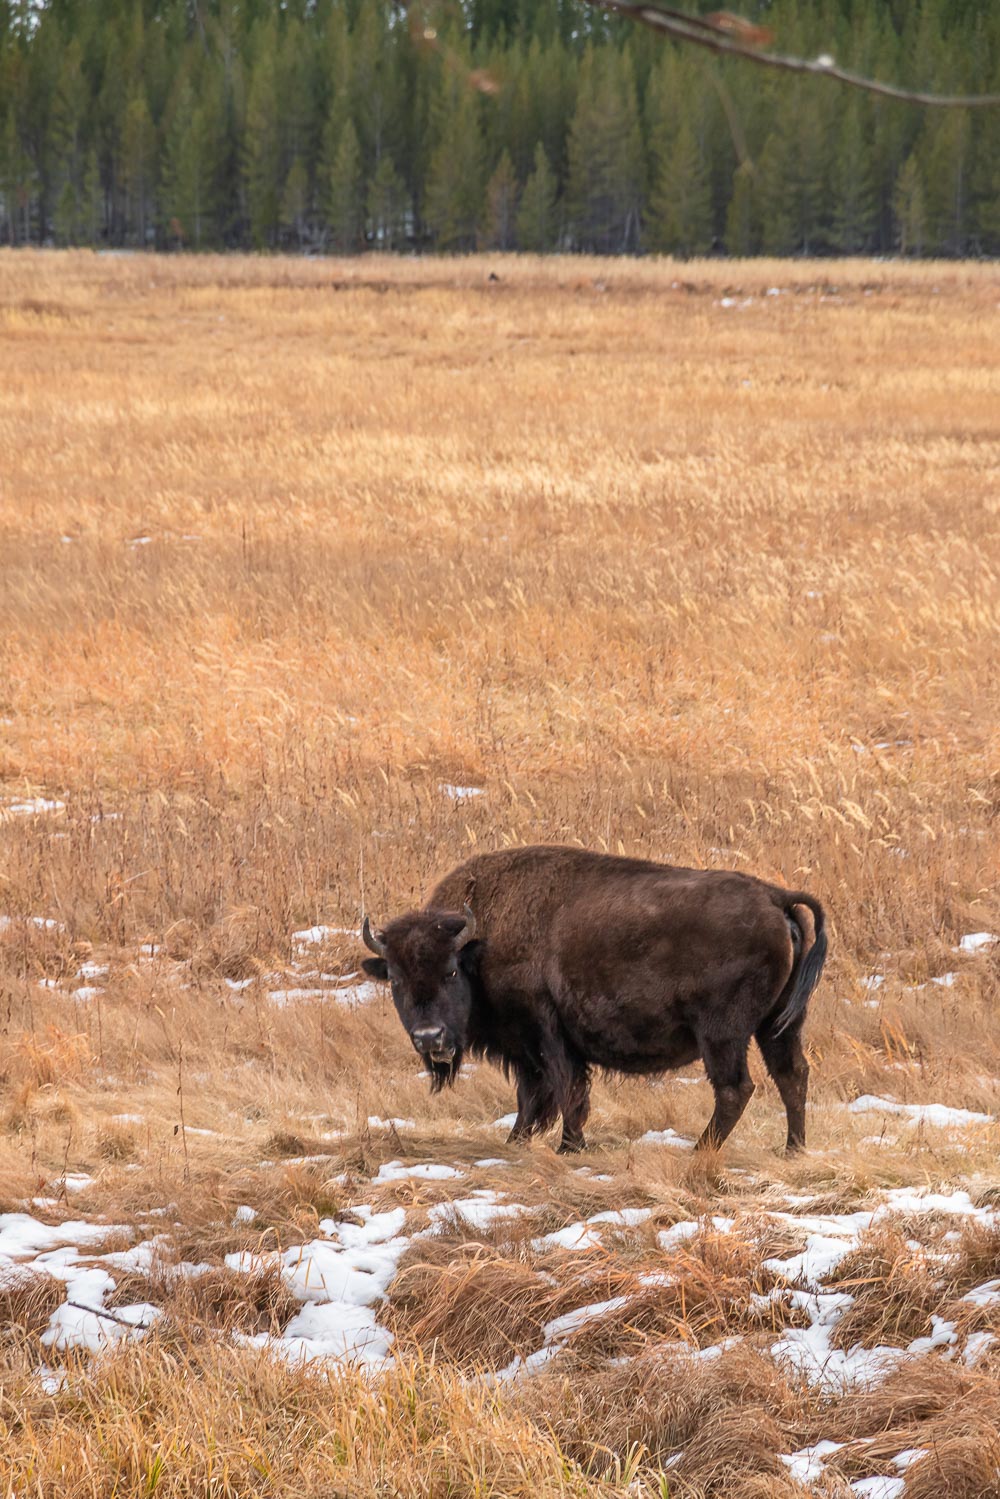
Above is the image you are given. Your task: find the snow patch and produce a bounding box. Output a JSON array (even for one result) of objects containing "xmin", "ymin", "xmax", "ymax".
[
  {"xmin": 957, "ymin": 932, "xmax": 998, "ymax": 955},
  {"xmin": 638, "ymin": 1128, "xmax": 694, "ymax": 1148},
  {"xmin": 848, "ymin": 1096, "xmax": 993, "ymax": 1130},
  {"xmin": 292, "ymin": 925, "xmax": 354, "ymax": 946},
  {"xmin": 429, "ymin": 1196, "xmax": 532, "ymax": 1233},
  {"xmin": 373, "ymin": 1161, "xmax": 461, "ymax": 1183},
  {"xmin": 1, "ymin": 797, "xmax": 66, "ymax": 818},
  {"xmin": 534, "ymin": 1207, "xmax": 653, "ymax": 1253},
  {"xmin": 779, "ymin": 1441, "xmax": 843, "ymax": 1484},
  {"xmin": 851, "ymin": 1480, "xmax": 904, "ymax": 1499}
]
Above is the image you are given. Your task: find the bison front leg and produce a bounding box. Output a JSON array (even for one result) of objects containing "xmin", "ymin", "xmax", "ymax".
[
  {"xmin": 697, "ymin": 1039, "xmax": 755, "ymax": 1150},
  {"xmin": 506, "ymin": 1069, "xmax": 558, "ymax": 1145}
]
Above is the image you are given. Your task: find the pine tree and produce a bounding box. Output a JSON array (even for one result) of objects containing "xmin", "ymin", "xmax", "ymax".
[
  {"xmin": 48, "ymin": 38, "xmax": 88, "ymax": 245},
  {"xmin": 121, "ymin": 85, "xmax": 155, "ymax": 245},
  {"xmin": 565, "ymin": 48, "xmax": 643, "ymax": 253},
  {"xmin": 725, "ymin": 159, "xmax": 756, "ymax": 256},
  {"xmin": 485, "ymin": 149, "xmax": 518, "ymax": 249},
  {"xmin": 0, "ymin": 108, "xmax": 17, "ymax": 244},
  {"xmin": 351, "ymin": 0, "xmax": 403, "ymax": 174},
  {"xmin": 921, "ymin": 111, "xmax": 972, "ymax": 256},
  {"xmin": 367, "ymin": 152, "xmax": 408, "ymax": 248},
  {"xmin": 970, "ymin": 114, "xmax": 1000, "ymax": 254},
  {"xmin": 646, "ymin": 120, "xmax": 711, "ymax": 256},
  {"xmin": 327, "ymin": 119, "xmax": 364, "ymax": 251},
  {"xmin": 424, "ymin": 83, "xmax": 485, "ymax": 252},
  {"xmin": 162, "ymin": 79, "xmax": 215, "ymax": 248},
  {"xmin": 517, "ymin": 141, "xmax": 558, "ymax": 251},
  {"xmin": 243, "ymin": 42, "xmax": 282, "ymax": 248},
  {"xmin": 789, "ymin": 87, "xmax": 831, "ymax": 254},
  {"xmin": 755, "ymin": 131, "xmax": 796, "ymax": 257},
  {"xmin": 893, "ymin": 154, "xmax": 927, "ymax": 257},
  {"xmin": 281, "ymin": 156, "xmax": 309, "ymax": 247},
  {"xmin": 82, "ymin": 145, "xmax": 102, "ymax": 246},
  {"xmin": 831, "ymin": 98, "xmax": 877, "ymax": 253}
]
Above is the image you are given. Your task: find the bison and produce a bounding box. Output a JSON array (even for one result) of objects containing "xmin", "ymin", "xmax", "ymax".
[{"xmin": 360, "ymin": 845, "xmax": 827, "ymax": 1153}]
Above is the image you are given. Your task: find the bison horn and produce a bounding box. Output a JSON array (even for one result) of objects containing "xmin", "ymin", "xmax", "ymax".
[
  {"xmin": 361, "ymin": 916, "xmax": 386, "ymax": 957},
  {"xmin": 455, "ymin": 903, "xmax": 477, "ymax": 946}
]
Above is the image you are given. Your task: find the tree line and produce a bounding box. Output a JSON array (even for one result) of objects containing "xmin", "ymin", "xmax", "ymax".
[{"xmin": 1, "ymin": 0, "xmax": 998, "ymax": 257}]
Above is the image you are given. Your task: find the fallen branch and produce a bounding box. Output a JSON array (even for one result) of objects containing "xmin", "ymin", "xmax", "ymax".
[{"xmin": 66, "ymin": 1301, "xmax": 155, "ymax": 1333}]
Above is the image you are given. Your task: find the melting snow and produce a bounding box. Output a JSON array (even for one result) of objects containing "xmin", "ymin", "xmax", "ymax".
[
  {"xmin": 638, "ymin": 1128, "xmax": 694, "ymax": 1148},
  {"xmin": 891, "ymin": 1449, "xmax": 927, "ymax": 1472},
  {"xmin": 779, "ymin": 1440, "xmax": 843, "ymax": 1484},
  {"xmin": 228, "ymin": 1206, "xmax": 410, "ymax": 1368},
  {"xmin": 1, "ymin": 797, "xmax": 66, "ymax": 817},
  {"xmin": 429, "ymin": 1196, "xmax": 532, "ymax": 1232},
  {"xmin": 373, "ymin": 1161, "xmax": 461, "ymax": 1183},
  {"xmin": 961, "ymin": 1280, "xmax": 1000, "ymax": 1307},
  {"xmin": 0, "ymin": 914, "xmax": 64, "ymax": 932},
  {"xmin": 8, "ymin": 1156, "xmax": 1000, "ymax": 1394},
  {"xmin": 267, "ymin": 988, "xmax": 333, "ymax": 1006},
  {"xmin": 55, "ymin": 1174, "xmax": 94, "ymax": 1195},
  {"xmin": 851, "ymin": 1481, "xmax": 905, "ymax": 1499},
  {"xmin": 658, "ymin": 1217, "xmax": 734, "ymax": 1250},
  {"xmin": 439, "ymin": 784, "xmax": 484, "ymax": 800},
  {"xmin": 41, "ymin": 1267, "xmax": 159, "ymax": 1353},
  {"xmin": 534, "ymin": 1207, "xmax": 653, "ymax": 1253},
  {"xmin": 764, "ymin": 1233, "xmax": 856, "ymax": 1288},
  {"xmin": 331, "ymin": 981, "xmax": 381, "ymax": 1006},
  {"xmin": 490, "ymin": 1295, "xmax": 630, "ymax": 1382},
  {"xmin": 957, "ymin": 932, "xmax": 998, "ymax": 955},
  {"xmin": 963, "ymin": 1331, "xmax": 996, "ymax": 1365},
  {"xmin": 292, "ymin": 925, "xmax": 354, "ymax": 945},
  {"xmin": 848, "ymin": 1096, "xmax": 993, "ymax": 1129}
]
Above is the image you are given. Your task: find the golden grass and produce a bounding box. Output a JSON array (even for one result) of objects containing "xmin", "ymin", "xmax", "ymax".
[{"xmin": 0, "ymin": 249, "xmax": 998, "ymax": 1495}]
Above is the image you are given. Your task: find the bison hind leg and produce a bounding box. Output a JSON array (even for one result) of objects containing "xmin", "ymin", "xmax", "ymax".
[
  {"xmin": 696, "ymin": 1038, "xmax": 755, "ymax": 1150},
  {"xmin": 755, "ymin": 1018, "xmax": 809, "ymax": 1154}
]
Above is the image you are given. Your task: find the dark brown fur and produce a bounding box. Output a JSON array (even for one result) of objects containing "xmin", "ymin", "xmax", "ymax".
[{"xmin": 362, "ymin": 845, "xmax": 827, "ymax": 1153}]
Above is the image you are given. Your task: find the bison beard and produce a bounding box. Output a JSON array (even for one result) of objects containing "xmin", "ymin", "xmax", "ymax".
[
  {"xmin": 362, "ymin": 845, "xmax": 828, "ymax": 1154},
  {"xmin": 428, "ymin": 1048, "xmax": 465, "ymax": 1093}
]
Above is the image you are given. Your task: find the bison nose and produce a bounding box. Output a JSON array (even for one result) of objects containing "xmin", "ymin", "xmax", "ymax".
[{"xmin": 412, "ymin": 1026, "xmax": 446, "ymax": 1051}]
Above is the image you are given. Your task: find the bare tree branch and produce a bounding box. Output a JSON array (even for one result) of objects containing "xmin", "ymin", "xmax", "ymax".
[{"xmin": 584, "ymin": 1, "xmax": 1000, "ymax": 108}]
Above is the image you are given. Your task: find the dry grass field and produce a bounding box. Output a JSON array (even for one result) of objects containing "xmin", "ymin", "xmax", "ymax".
[{"xmin": 0, "ymin": 249, "xmax": 998, "ymax": 1498}]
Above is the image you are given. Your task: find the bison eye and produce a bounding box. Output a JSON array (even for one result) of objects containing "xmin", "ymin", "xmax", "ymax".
[{"xmin": 445, "ymin": 968, "xmax": 458, "ymax": 980}]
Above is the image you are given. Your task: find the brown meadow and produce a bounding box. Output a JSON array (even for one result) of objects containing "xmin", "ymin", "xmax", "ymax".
[{"xmin": 0, "ymin": 250, "xmax": 998, "ymax": 1496}]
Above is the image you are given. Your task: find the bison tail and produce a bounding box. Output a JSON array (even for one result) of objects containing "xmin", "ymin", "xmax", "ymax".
[{"xmin": 770, "ymin": 893, "xmax": 828, "ymax": 1036}]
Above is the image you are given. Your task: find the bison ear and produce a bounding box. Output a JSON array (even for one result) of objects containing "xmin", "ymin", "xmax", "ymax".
[
  {"xmin": 457, "ymin": 939, "xmax": 483, "ymax": 977},
  {"xmin": 361, "ymin": 957, "xmax": 389, "ymax": 981}
]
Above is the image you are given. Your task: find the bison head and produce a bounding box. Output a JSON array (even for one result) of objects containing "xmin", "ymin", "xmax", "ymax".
[{"xmin": 360, "ymin": 905, "xmax": 481, "ymax": 1091}]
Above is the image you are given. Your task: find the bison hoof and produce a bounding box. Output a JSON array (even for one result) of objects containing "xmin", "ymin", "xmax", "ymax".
[{"xmin": 557, "ymin": 1136, "xmax": 586, "ymax": 1154}]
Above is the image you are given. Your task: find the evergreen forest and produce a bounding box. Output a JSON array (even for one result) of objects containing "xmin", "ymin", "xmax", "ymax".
[{"xmin": 1, "ymin": 0, "xmax": 999, "ymax": 257}]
